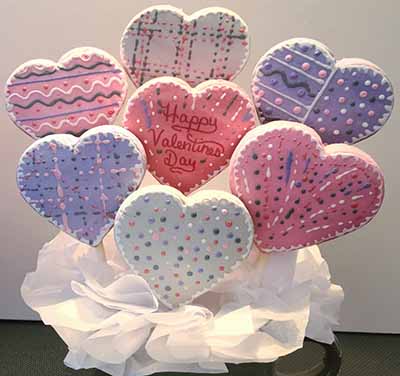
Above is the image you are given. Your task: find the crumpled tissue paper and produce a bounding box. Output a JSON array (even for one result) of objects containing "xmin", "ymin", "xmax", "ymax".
[{"xmin": 21, "ymin": 231, "xmax": 343, "ymax": 376}]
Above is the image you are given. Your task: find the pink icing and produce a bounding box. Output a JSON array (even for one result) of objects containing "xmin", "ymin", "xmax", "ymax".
[
  {"xmin": 124, "ymin": 78, "xmax": 256, "ymax": 194},
  {"xmin": 229, "ymin": 122, "xmax": 384, "ymax": 252}
]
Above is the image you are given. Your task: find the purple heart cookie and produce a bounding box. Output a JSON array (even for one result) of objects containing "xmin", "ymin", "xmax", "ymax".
[
  {"xmin": 17, "ymin": 126, "xmax": 146, "ymax": 246},
  {"xmin": 252, "ymin": 38, "xmax": 394, "ymax": 144}
]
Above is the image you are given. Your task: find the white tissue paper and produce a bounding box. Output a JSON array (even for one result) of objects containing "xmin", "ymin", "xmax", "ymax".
[{"xmin": 21, "ymin": 231, "xmax": 343, "ymax": 376}]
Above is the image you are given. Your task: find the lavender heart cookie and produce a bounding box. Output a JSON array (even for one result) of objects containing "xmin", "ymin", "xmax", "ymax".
[
  {"xmin": 114, "ymin": 186, "xmax": 254, "ymax": 308},
  {"xmin": 252, "ymin": 38, "xmax": 394, "ymax": 144},
  {"xmin": 17, "ymin": 126, "xmax": 146, "ymax": 245}
]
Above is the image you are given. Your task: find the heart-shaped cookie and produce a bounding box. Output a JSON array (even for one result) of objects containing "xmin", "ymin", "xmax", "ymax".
[
  {"xmin": 229, "ymin": 121, "xmax": 384, "ymax": 252},
  {"xmin": 114, "ymin": 186, "xmax": 254, "ymax": 308},
  {"xmin": 252, "ymin": 38, "xmax": 394, "ymax": 145},
  {"xmin": 120, "ymin": 5, "xmax": 249, "ymax": 87},
  {"xmin": 17, "ymin": 126, "xmax": 146, "ymax": 246},
  {"xmin": 6, "ymin": 47, "xmax": 127, "ymax": 138},
  {"xmin": 123, "ymin": 77, "xmax": 256, "ymax": 194}
]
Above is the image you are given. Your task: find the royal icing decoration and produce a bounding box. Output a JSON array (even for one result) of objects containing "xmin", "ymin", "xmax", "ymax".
[
  {"xmin": 120, "ymin": 5, "xmax": 249, "ymax": 87},
  {"xmin": 252, "ymin": 38, "xmax": 394, "ymax": 144},
  {"xmin": 114, "ymin": 186, "xmax": 254, "ymax": 308},
  {"xmin": 17, "ymin": 126, "xmax": 146, "ymax": 245},
  {"xmin": 229, "ymin": 121, "xmax": 384, "ymax": 252},
  {"xmin": 123, "ymin": 77, "xmax": 256, "ymax": 194},
  {"xmin": 6, "ymin": 47, "xmax": 127, "ymax": 138}
]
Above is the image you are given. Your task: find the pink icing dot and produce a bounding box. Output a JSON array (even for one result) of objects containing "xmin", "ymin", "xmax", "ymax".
[
  {"xmin": 323, "ymin": 109, "xmax": 330, "ymax": 115},
  {"xmin": 292, "ymin": 106, "xmax": 302, "ymax": 114},
  {"xmin": 284, "ymin": 54, "xmax": 293, "ymax": 62},
  {"xmin": 368, "ymin": 111, "xmax": 375, "ymax": 117},
  {"xmin": 318, "ymin": 70, "xmax": 327, "ymax": 78},
  {"xmin": 337, "ymin": 79, "xmax": 344, "ymax": 86},
  {"xmin": 338, "ymin": 97, "xmax": 346, "ymax": 104},
  {"xmin": 319, "ymin": 127, "xmax": 326, "ymax": 133},
  {"xmin": 274, "ymin": 97, "xmax": 283, "ymax": 106},
  {"xmin": 301, "ymin": 62, "xmax": 310, "ymax": 71},
  {"xmin": 360, "ymin": 91, "xmax": 368, "ymax": 98},
  {"xmin": 372, "ymin": 83, "xmax": 379, "ymax": 89},
  {"xmin": 346, "ymin": 118, "xmax": 354, "ymax": 125}
]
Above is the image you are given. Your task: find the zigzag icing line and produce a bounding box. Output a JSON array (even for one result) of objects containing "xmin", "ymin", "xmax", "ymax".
[
  {"xmin": 10, "ymin": 90, "xmax": 122, "ymax": 109},
  {"xmin": 14, "ymin": 61, "xmax": 114, "ymax": 80},
  {"xmin": 7, "ymin": 77, "xmax": 124, "ymax": 101},
  {"xmin": 22, "ymin": 113, "xmax": 109, "ymax": 132}
]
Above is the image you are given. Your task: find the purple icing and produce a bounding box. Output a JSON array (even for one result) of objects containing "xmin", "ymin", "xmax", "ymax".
[
  {"xmin": 17, "ymin": 126, "xmax": 146, "ymax": 245},
  {"xmin": 252, "ymin": 39, "xmax": 394, "ymax": 144}
]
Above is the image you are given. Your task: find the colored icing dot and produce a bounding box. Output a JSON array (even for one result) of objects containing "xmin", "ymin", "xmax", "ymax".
[
  {"xmin": 284, "ymin": 54, "xmax": 293, "ymax": 62},
  {"xmin": 318, "ymin": 70, "xmax": 327, "ymax": 78},
  {"xmin": 274, "ymin": 97, "xmax": 283, "ymax": 106},
  {"xmin": 338, "ymin": 97, "xmax": 346, "ymax": 104},
  {"xmin": 319, "ymin": 127, "xmax": 326, "ymax": 133},
  {"xmin": 219, "ymin": 266, "xmax": 225, "ymax": 271},
  {"xmin": 372, "ymin": 84, "xmax": 379, "ymax": 89},
  {"xmin": 301, "ymin": 62, "xmax": 310, "ymax": 71},
  {"xmin": 378, "ymin": 94, "xmax": 385, "ymax": 100},
  {"xmin": 340, "ymin": 108, "xmax": 347, "ymax": 115},
  {"xmin": 323, "ymin": 109, "xmax": 330, "ymax": 115},
  {"xmin": 346, "ymin": 118, "xmax": 354, "ymax": 125},
  {"xmin": 289, "ymin": 72, "xmax": 298, "ymax": 79},
  {"xmin": 337, "ymin": 79, "xmax": 344, "ymax": 86},
  {"xmin": 153, "ymin": 265, "xmax": 159, "ymax": 270},
  {"xmin": 216, "ymin": 251, "xmax": 223, "ymax": 258},
  {"xmin": 333, "ymin": 130, "xmax": 340, "ymax": 135},
  {"xmin": 297, "ymin": 89, "xmax": 305, "ymax": 97},
  {"xmin": 368, "ymin": 111, "xmax": 375, "ymax": 117},
  {"xmin": 362, "ymin": 122, "xmax": 369, "ymax": 128},
  {"xmin": 292, "ymin": 106, "xmax": 302, "ymax": 115},
  {"xmin": 360, "ymin": 91, "xmax": 368, "ymax": 98},
  {"xmin": 364, "ymin": 80, "xmax": 371, "ymax": 86}
]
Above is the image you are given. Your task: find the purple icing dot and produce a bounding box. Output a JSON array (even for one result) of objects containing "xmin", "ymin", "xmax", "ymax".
[
  {"xmin": 194, "ymin": 246, "xmax": 200, "ymax": 252},
  {"xmin": 148, "ymin": 217, "xmax": 155, "ymax": 224},
  {"xmin": 270, "ymin": 78, "xmax": 278, "ymax": 86},
  {"xmin": 301, "ymin": 45, "xmax": 309, "ymax": 52},
  {"xmin": 198, "ymin": 268, "xmax": 204, "ymax": 273},
  {"xmin": 297, "ymin": 89, "xmax": 306, "ymax": 97},
  {"xmin": 178, "ymin": 281, "xmax": 184, "ymax": 286},
  {"xmin": 143, "ymin": 196, "xmax": 150, "ymax": 203},
  {"xmin": 174, "ymin": 225, "xmax": 180, "ymax": 230},
  {"xmin": 265, "ymin": 107, "xmax": 273, "ymax": 115},
  {"xmin": 162, "ymin": 240, "xmax": 169, "ymax": 245},
  {"xmin": 216, "ymin": 251, "xmax": 223, "ymax": 258},
  {"xmin": 227, "ymin": 233, "xmax": 234, "ymax": 239},
  {"xmin": 138, "ymin": 233, "xmax": 144, "ymax": 239},
  {"xmin": 146, "ymin": 255, "xmax": 152, "ymax": 261},
  {"xmin": 264, "ymin": 62, "xmax": 272, "ymax": 70},
  {"xmin": 289, "ymin": 72, "xmax": 298, "ymax": 79},
  {"xmin": 198, "ymin": 227, "xmax": 205, "ymax": 234}
]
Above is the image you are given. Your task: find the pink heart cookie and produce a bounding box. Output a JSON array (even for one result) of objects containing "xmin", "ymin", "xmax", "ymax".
[
  {"xmin": 123, "ymin": 77, "xmax": 257, "ymax": 194},
  {"xmin": 120, "ymin": 5, "xmax": 249, "ymax": 87},
  {"xmin": 229, "ymin": 121, "xmax": 384, "ymax": 252},
  {"xmin": 5, "ymin": 47, "xmax": 127, "ymax": 138}
]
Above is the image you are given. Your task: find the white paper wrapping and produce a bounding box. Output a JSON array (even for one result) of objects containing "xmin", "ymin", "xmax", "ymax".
[{"xmin": 21, "ymin": 231, "xmax": 343, "ymax": 376}]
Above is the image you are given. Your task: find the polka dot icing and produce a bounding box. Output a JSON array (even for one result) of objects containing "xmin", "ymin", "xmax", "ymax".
[
  {"xmin": 114, "ymin": 186, "xmax": 253, "ymax": 308},
  {"xmin": 229, "ymin": 121, "xmax": 384, "ymax": 252},
  {"xmin": 252, "ymin": 38, "xmax": 394, "ymax": 145},
  {"xmin": 120, "ymin": 5, "xmax": 249, "ymax": 87},
  {"xmin": 123, "ymin": 77, "xmax": 256, "ymax": 194},
  {"xmin": 17, "ymin": 126, "xmax": 146, "ymax": 245}
]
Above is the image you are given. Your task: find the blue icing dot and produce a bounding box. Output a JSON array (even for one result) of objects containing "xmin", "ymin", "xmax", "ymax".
[
  {"xmin": 198, "ymin": 268, "xmax": 204, "ymax": 273},
  {"xmin": 193, "ymin": 246, "xmax": 200, "ymax": 252},
  {"xmin": 290, "ymin": 72, "xmax": 298, "ymax": 79},
  {"xmin": 198, "ymin": 228, "xmax": 205, "ymax": 234},
  {"xmin": 227, "ymin": 233, "xmax": 234, "ymax": 239},
  {"xmin": 216, "ymin": 251, "xmax": 223, "ymax": 258},
  {"xmin": 143, "ymin": 196, "xmax": 150, "ymax": 202},
  {"xmin": 148, "ymin": 217, "xmax": 155, "ymax": 224}
]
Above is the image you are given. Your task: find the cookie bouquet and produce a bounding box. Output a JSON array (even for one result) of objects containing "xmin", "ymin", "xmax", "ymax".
[{"xmin": 7, "ymin": 5, "xmax": 393, "ymax": 376}]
